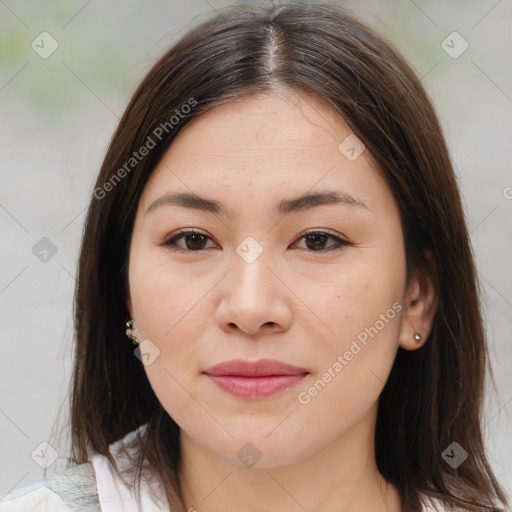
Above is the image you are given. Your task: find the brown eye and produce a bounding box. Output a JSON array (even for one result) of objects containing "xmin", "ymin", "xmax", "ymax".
[
  {"xmin": 293, "ymin": 230, "xmax": 350, "ymax": 252},
  {"xmin": 162, "ymin": 230, "xmax": 216, "ymax": 251},
  {"xmin": 304, "ymin": 233, "xmax": 331, "ymax": 251},
  {"xmin": 181, "ymin": 233, "xmax": 209, "ymax": 250},
  {"xmin": 162, "ymin": 229, "xmax": 350, "ymax": 254}
]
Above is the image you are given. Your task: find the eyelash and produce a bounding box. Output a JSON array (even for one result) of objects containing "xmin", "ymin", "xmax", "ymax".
[{"xmin": 161, "ymin": 228, "xmax": 351, "ymax": 254}]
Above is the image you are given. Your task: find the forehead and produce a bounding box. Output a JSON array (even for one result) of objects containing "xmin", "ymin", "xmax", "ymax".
[
  {"xmin": 164, "ymin": 90, "xmax": 354, "ymax": 160},
  {"xmin": 139, "ymin": 90, "xmax": 391, "ymax": 217}
]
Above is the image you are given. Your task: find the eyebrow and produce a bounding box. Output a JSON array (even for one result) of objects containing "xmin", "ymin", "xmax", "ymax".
[{"xmin": 145, "ymin": 190, "xmax": 369, "ymax": 217}]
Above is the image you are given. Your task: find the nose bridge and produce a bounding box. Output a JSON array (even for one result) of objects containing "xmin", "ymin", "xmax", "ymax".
[
  {"xmin": 231, "ymin": 235, "xmax": 274, "ymax": 302},
  {"xmin": 220, "ymin": 235, "xmax": 286, "ymax": 329}
]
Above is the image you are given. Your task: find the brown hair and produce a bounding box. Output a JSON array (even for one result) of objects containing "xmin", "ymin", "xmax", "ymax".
[{"xmin": 65, "ymin": 2, "xmax": 510, "ymax": 511}]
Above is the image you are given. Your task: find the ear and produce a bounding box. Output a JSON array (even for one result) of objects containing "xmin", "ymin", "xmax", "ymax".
[{"xmin": 398, "ymin": 250, "xmax": 439, "ymax": 351}]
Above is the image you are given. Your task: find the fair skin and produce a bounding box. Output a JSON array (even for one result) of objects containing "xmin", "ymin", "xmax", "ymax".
[{"xmin": 126, "ymin": 89, "xmax": 438, "ymax": 512}]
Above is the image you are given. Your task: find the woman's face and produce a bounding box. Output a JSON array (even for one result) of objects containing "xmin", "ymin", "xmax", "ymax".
[{"xmin": 127, "ymin": 90, "xmax": 426, "ymax": 468}]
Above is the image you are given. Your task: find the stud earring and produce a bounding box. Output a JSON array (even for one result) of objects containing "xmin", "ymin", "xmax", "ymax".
[
  {"xmin": 413, "ymin": 333, "xmax": 422, "ymax": 341},
  {"xmin": 125, "ymin": 319, "xmax": 140, "ymax": 345}
]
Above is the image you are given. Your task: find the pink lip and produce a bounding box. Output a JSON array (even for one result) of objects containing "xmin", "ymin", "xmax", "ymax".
[{"xmin": 203, "ymin": 358, "xmax": 309, "ymax": 399}]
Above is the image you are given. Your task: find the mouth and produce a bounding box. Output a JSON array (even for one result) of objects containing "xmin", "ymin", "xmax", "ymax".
[{"xmin": 202, "ymin": 358, "xmax": 309, "ymax": 399}]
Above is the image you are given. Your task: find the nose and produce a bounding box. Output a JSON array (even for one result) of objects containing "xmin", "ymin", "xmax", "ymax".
[{"xmin": 215, "ymin": 243, "xmax": 293, "ymax": 337}]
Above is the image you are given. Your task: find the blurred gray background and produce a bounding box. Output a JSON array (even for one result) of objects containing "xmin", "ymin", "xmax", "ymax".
[{"xmin": 1, "ymin": 0, "xmax": 511, "ymax": 500}]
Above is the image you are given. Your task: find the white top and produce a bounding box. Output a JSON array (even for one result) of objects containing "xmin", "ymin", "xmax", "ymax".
[
  {"xmin": 0, "ymin": 425, "xmax": 448, "ymax": 512},
  {"xmin": 0, "ymin": 424, "xmax": 170, "ymax": 512}
]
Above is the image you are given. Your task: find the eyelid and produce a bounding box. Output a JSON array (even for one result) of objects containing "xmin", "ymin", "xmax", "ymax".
[{"xmin": 297, "ymin": 227, "xmax": 347, "ymax": 241}]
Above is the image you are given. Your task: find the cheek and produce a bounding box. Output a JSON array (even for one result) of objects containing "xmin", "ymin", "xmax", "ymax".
[
  {"xmin": 129, "ymin": 261, "xmax": 210, "ymax": 427},
  {"xmin": 307, "ymin": 257, "xmax": 404, "ymax": 348},
  {"xmin": 292, "ymin": 278, "xmax": 403, "ymax": 442},
  {"xmin": 299, "ymin": 251, "xmax": 405, "ymax": 407},
  {"xmin": 128, "ymin": 246, "xmax": 211, "ymax": 341},
  {"xmin": 127, "ymin": 251, "xmax": 212, "ymax": 401}
]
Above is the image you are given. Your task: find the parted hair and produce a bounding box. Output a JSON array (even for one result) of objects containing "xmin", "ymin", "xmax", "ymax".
[{"xmin": 66, "ymin": 2, "xmax": 510, "ymax": 511}]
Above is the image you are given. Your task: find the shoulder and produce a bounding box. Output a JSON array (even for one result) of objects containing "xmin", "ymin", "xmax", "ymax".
[
  {"xmin": 1, "ymin": 424, "xmax": 168, "ymax": 512},
  {"xmin": 0, "ymin": 462, "xmax": 100, "ymax": 512},
  {"xmin": 0, "ymin": 484, "xmax": 71, "ymax": 512}
]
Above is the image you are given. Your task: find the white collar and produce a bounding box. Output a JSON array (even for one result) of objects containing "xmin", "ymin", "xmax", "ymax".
[{"xmin": 90, "ymin": 424, "xmax": 171, "ymax": 512}]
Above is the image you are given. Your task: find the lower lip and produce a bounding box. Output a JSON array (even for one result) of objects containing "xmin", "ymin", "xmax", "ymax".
[{"xmin": 205, "ymin": 374, "xmax": 308, "ymax": 399}]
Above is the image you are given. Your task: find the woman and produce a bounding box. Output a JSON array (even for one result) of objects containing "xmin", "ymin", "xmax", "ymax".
[{"xmin": 1, "ymin": 2, "xmax": 509, "ymax": 511}]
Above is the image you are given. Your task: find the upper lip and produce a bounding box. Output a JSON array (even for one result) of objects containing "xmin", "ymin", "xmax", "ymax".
[{"xmin": 203, "ymin": 358, "xmax": 309, "ymax": 377}]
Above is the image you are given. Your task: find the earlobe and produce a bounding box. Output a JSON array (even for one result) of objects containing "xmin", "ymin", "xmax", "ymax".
[{"xmin": 398, "ymin": 252, "xmax": 439, "ymax": 351}]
